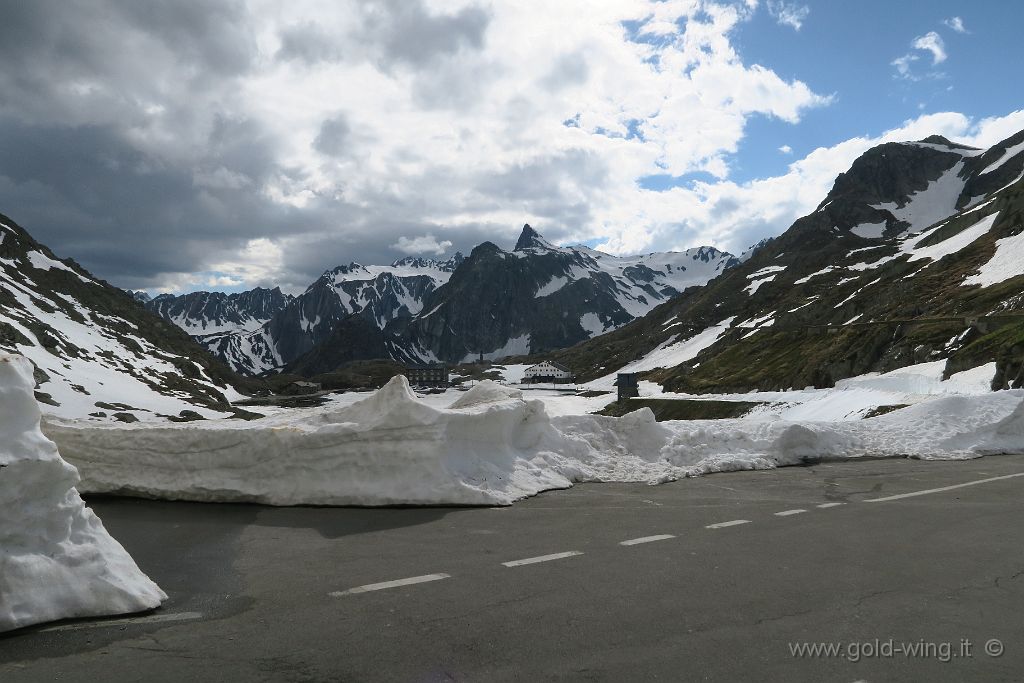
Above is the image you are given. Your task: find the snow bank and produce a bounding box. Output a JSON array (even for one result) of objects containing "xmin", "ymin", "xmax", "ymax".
[
  {"xmin": 0, "ymin": 355, "xmax": 165, "ymax": 633},
  {"xmin": 45, "ymin": 378, "xmax": 587, "ymax": 506},
  {"xmin": 42, "ymin": 371, "xmax": 1024, "ymax": 508}
]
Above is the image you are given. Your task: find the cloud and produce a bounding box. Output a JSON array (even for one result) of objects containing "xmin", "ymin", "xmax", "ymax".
[
  {"xmin": 766, "ymin": 1, "xmax": 810, "ymax": 31},
  {"xmin": 207, "ymin": 275, "xmax": 244, "ymax": 288},
  {"xmin": 276, "ymin": 21, "xmax": 344, "ymax": 65},
  {"xmin": 390, "ymin": 234, "xmax": 454, "ymax": 256},
  {"xmin": 892, "ymin": 30, "xmax": 947, "ymax": 80},
  {"xmin": 600, "ymin": 110, "xmax": 1024, "ymax": 258},
  {"xmin": 0, "ymin": 0, "xmax": 968, "ymax": 297},
  {"xmin": 313, "ymin": 114, "xmax": 351, "ymax": 157},
  {"xmin": 778, "ymin": 144, "xmax": 793, "ymax": 154},
  {"xmin": 943, "ymin": 16, "xmax": 968, "ymax": 34},
  {"xmin": 355, "ymin": 0, "xmax": 492, "ymax": 70},
  {"xmin": 891, "ymin": 53, "xmax": 919, "ymax": 79},
  {"xmin": 912, "ymin": 31, "xmax": 947, "ymax": 65}
]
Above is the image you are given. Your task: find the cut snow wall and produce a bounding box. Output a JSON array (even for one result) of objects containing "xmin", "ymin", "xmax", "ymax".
[
  {"xmin": 0, "ymin": 354, "xmax": 165, "ymax": 632},
  {"xmin": 43, "ymin": 377, "xmax": 1024, "ymax": 508}
]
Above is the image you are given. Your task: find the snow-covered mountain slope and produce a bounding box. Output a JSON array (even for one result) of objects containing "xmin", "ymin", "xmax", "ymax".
[
  {"xmin": 0, "ymin": 212, "xmax": 250, "ymax": 420},
  {"xmin": 547, "ymin": 129, "xmax": 1024, "ymax": 393},
  {"xmin": 1, "ymin": 354, "xmax": 165, "ymax": 632}
]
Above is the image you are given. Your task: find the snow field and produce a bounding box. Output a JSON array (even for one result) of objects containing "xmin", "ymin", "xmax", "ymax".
[
  {"xmin": 963, "ymin": 229, "xmax": 1024, "ymax": 287},
  {"xmin": 0, "ymin": 354, "xmax": 165, "ymax": 632}
]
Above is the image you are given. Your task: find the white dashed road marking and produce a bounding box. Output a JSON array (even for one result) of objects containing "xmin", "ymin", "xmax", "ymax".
[
  {"xmin": 502, "ymin": 551, "xmax": 583, "ymax": 567},
  {"xmin": 864, "ymin": 472, "xmax": 1024, "ymax": 503},
  {"xmin": 325, "ymin": 472, "xmax": 1024, "ymax": 599},
  {"xmin": 620, "ymin": 534, "xmax": 675, "ymax": 546},
  {"xmin": 331, "ymin": 573, "xmax": 451, "ymax": 596},
  {"xmin": 705, "ymin": 519, "xmax": 751, "ymax": 529},
  {"xmin": 39, "ymin": 611, "xmax": 204, "ymax": 632}
]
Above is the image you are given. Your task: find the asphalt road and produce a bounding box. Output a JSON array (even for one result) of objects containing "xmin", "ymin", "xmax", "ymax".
[{"xmin": 3, "ymin": 456, "xmax": 1024, "ymax": 682}]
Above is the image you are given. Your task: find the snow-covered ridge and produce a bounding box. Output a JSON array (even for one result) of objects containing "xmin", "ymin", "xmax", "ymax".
[
  {"xmin": 0, "ymin": 354, "xmax": 165, "ymax": 632},
  {"xmin": 514, "ymin": 237, "xmax": 736, "ymax": 320}
]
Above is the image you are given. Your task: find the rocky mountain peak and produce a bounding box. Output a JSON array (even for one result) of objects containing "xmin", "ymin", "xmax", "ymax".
[
  {"xmin": 514, "ymin": 224, "xmax": 556, "ymax": 251},
  {"xmin": 691, "ymin": 246, "xmax": 726, "ymax": 263},
  {"xmin": 916, "ymin": 135, "xmax": 980, "ymax": 152},
  {"xmin": 471, "ymin": 241, "xmax": 504, "ymax": 257}
]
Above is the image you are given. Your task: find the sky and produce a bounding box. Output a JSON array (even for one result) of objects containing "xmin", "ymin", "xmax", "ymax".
[{"xmin": 0, "ymin": 0, "xmax": 1022, "ymax": 295}]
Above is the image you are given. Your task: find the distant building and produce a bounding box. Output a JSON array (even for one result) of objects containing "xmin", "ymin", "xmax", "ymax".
[
  {"xmin": 523, "ymin": 361, "xmax": 573, "ymax": 384},
  {"xmin": 404, "ymin": 364, "xmax": 449, "ymax": 387},
  {"xmin": 282, "ymin": 380, "xmax": 322, "ymax": 395},
  {"xmin": 614, "ymin": 373, "xmax": 639, "ymax": 402}
]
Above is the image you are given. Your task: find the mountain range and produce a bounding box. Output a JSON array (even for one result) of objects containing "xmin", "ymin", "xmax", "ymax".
[
  {"xmin": 544, "ymin": 130, "xmax": 1024, "ymax": 392},
  {"xmin": 146, "ymin": 227, "xmax": 738, "ymax": 376},
  {"xmin": 4, "ymin": 127, "xmax": 1022, "ymax": 417}
]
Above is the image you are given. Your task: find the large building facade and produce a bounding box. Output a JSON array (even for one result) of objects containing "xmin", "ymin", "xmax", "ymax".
[
  {"xmin": 523, "ymin": 361, "xmax": 573, "ymax": 384},
  {"xmin": 404, "ymin": 365, "xmax": 449, "ymax": 387}
]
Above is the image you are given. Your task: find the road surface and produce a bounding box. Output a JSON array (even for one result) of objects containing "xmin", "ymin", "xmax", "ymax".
[{"xmin": 3, "ymin": 455, "xmax": 1024, "ymax": 682}]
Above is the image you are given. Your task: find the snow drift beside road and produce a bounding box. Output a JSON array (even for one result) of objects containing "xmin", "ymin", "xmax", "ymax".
[
  {"xmin": 44, "ymin": 376, "xmax": 1024, "ymax": 507},
  {"xmin": 0, "ymin": 354, "xmax": 165, "ymax": 633}
]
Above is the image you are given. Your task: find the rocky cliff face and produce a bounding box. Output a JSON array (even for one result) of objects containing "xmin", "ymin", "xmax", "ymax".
[{"xmin": 546, "ymin": 131, "xmax": 1024, "ymax": 393}]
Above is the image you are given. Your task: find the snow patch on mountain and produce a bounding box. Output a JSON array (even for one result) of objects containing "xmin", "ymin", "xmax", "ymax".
[
  {"xmin": 904, "ymin": 212, "xmax": 998, "ymax": 264},
  {"xmin": 26, "ymin": 251, "xmax": 96, "ymax": 284},
  {"xmin": 579, "ymin": 312, "xmax": 610, "ymax": 336},
  {"xmin": 873, "ymin": 160, "xmax": 966, "ymax": 233},
  {"xmin": 584, "ymin": 317, "xmax": 738, "ymax": 391},
  {"xmin": 850, "ymin": 221, "xmax": 887, "ymax": 239},
  {"xmin": 964, "ymin": 229, "xmax": 1024, "ymax": 287},
  {"xmin": 980, "ymin": 140, "xmax": 1024, "ymax": 176}
]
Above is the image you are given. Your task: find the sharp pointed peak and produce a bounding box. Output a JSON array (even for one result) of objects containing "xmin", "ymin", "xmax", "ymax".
[{"xmin": 514, "ymin": 224, "xmax": 556, "ymax": 251}]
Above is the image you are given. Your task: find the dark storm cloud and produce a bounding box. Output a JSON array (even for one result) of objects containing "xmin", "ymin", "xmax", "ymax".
[
  {"xmin": 0, "ymin": 0, "xmax": 256, "ymax": 119},
  {"xmin": 476, "ymin": 149, "xmax": 609, "ymax": 204},
  {"xmin": 276, "ymin": 1, "xmax": 491, "ymax": 70},
  {"xmin": 0, "ymin": 0, "xmax": 561, "ymax": 294},
  {"xmin": 313, "ymin": 115, "xmax": 352, "ymax": 157},
  {"xmin": 0, "ymin": 116, "xmax": 324, "ymax": 288},
  {"xmin": 276, "ymin": 22, "xmax": 344, "ymax": 65},
  {"xmin": 357, "ymin": 0, "xmax": 491, "ymax": 69}
]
